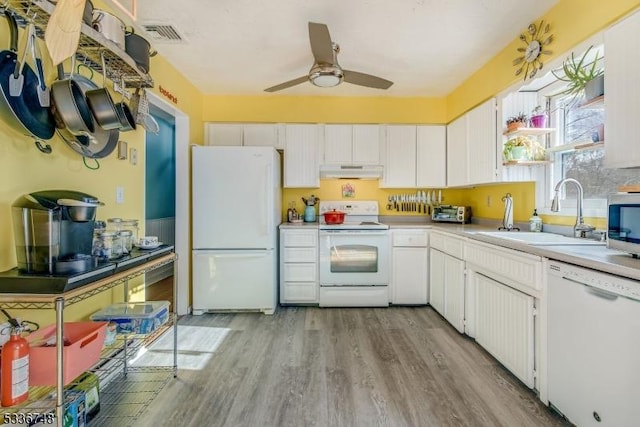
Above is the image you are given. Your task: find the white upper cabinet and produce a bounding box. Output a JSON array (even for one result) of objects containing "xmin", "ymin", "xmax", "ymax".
[
  {"xmin": 323, "ymin": 124, "xmax": 381, "ymax": 165},
  {"xmin": 243, "ymin": 124, "xmax": 280, "ymax": 148},
  {"xmin": 605, "ymin": 10, "xmax": 640, "ymax": 168},
  {"xmin": 416, "ymin": 125, "xmax": 447, "ymax": 188},
  {"xmin": 446, "ymin": 115, "xmax": 468, "ymax": 187},
  {"xmin": 205, "ymin": 123, "xmax": 243, "ymax": 146},
  {"xmin": 283, "ymin": 124, "xmax": 321, "ymax": 188},
  {"xmin": 323, "ymin": 125, "xmax": 354, "ymax": 164},
  {"xmin": 352, "ymin": 125, "xmax": 382, "ymax": 165},
  {"xmin": 382, "ymin": 125, "xmax": 417, "ymax": 187},
  {"xmin": 467, "ymin": 98, "xmax": 497, "ymax": 184},
  {"xmin": 446, "ymin": 97, "xmax": 497, "ymax": 187},
  {"xmin": 204, "ymin": 123, "xmax": 282, "ymax": 149}
]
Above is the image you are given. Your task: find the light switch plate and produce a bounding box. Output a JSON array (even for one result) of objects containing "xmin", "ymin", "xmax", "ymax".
[
  {"xmin": 130, "ymin": 148, "xmax": 138, "ymax": 165},
  {"xmin": 116, "ymin": 186, "xmax": 125, "ymax": 204},
  {"xmin": 117, "ymin": 140, "xmax": 128, "ymax": 160}
]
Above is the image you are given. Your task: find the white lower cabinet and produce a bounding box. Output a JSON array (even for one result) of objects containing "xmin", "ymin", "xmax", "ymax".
[
  {"xmin": 474, "ymin": 273, "xmax": 535, "ymax": 388},
  {"xmin": 391, "ymin": 229, "xmax": 429, "ymax": 304},
  {"xmin": 429, "ymin": 231, "xmax": 466, "ymax": 333},
  {"xmin": 465, "ymin": 240, "xmax": 541, "ymax": 391},
  {"xmin": 280, "ymin": 228, "xmax": 318, "ymax": 303}
]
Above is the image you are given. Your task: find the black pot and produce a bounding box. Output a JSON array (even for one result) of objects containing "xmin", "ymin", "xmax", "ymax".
[{"xmin": 125, "ymin": 33, "xmax": 155, "ymax": 74}]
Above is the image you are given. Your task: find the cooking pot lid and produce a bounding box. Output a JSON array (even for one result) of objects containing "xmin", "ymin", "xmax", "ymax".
[{"xmin": 323, "ymin": 209, "xmax": 345, "ymax": 214}]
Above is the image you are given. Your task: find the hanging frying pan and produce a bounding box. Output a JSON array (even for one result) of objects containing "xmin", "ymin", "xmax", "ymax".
[
  {"xmin": 57, "ymin": 72, "xmax": 118, "ymax": 159},
  {"xmin": 0, "ymin": 11, "xmax": 55, "ymax": 151}
]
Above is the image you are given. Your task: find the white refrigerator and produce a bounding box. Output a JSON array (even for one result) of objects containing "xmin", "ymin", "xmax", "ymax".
[{"xmin": 191, "ymin": 146, "xmax": 281, "ymax": 315}]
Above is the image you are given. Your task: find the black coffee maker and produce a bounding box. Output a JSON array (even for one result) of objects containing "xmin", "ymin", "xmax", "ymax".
[{"xmin": 12, "ymin": 190, "xmax": 103, "ymax": 274}]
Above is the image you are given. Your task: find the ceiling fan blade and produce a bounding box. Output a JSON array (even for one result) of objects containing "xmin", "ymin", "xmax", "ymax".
[
  {"xmin": 343, "ymin": 70, "xmax": 393, "ymax": 89},
  {"xmin": 264, "ymin": 76, "xmax": 309, "ymax": 92},
  {"xmin": 308, "ymin": 22, "xmax": 334, "ymax": 64}
]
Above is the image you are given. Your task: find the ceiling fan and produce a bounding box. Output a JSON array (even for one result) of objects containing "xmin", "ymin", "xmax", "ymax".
[{"xmin": 264, "ymin": 22, "xmax": 393, "ymax": 92}]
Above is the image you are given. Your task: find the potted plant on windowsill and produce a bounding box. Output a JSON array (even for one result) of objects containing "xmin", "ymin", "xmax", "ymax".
[
  {"xmin": 552, "ymin": 45, "xmax": 604, "ymax": 103},
  {"xmin": 503, "ymin": 136, "xmax": 547, "ymax": 162},
  {"xmin": 506, "ymin": 112, "xmax": 529, "ymax": 132},
  {"xmin": 530, "ymin": 105, "xmax": 548, "ymax": 128}
]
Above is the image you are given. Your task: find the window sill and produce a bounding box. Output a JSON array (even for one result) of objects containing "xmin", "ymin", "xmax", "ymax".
[{"xmin": 538, "ymin": 207, "xmax": 606, "ymax": 219}]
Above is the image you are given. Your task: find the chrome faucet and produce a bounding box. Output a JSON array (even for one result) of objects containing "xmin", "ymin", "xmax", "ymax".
[{"xmin": 551, "ymin": 178, "xmax": 595, "ymax": 238}]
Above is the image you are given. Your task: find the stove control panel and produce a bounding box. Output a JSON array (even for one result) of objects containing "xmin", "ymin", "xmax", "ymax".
[{"xmin": 318, "ymin": 201, "xmax": 379, "ymax": 215}]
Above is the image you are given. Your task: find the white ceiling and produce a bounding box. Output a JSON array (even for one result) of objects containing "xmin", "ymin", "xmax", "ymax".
[{"xmin": 130, "ymin": 0, "xmax": 558, "ymax": 97}]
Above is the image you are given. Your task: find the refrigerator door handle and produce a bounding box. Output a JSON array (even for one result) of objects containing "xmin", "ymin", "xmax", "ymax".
[{"xmin": 262, "ymin": 162, "xmax": 271, "ymax": 237}]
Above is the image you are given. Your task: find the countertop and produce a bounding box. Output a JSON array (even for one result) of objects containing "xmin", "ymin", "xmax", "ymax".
[{"xmin": 280, "ymin": 219, "xmax": 640, "ymax": 281}]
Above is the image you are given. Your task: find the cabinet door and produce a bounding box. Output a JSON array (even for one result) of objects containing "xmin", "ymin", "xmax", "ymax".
[
  {"xmin": 323, "ymin": 124, "xmax": 353, "ymax": 164},
  {"xmin": 243, "ymin": 124, "xmax": 280, "ymax": 148},
  {"xmin": 205, "ymin": 123, "xmax": 243, "ymax": 146},
  {"xmin": 416, "ymin": 125, "xmax": 446, "ymax": 187},
  {"xmin": 443, "ymin": 254, "xmax": 465, "ymax": 333},
  {"xmin": 352, "ymin": 125, "xmax": 381, "ymax": 165},
  {"xmin": 446, "ymin": 115, "xmax": 468, "ymax": 187},
  {"xmin": 605, "ymin": 11, "xmax": 640, "ymax": 168},
  {"xmin": 392, "ymin": 247, "xmax": 428, "ymax": 304},
  {"xmin": 429, "ymin": 248, "xmax": 445, "ymax": 315},
  {"xmin": 382, "ymin": 125, "xmax": 416, "ymax": 187},
  {"xmin": 284, "ymin": 125, "xmax": 321, "ymax": 188},
  {"xmin": 467, "ymin": 98, "xmax": 497, "ymax": 184},
  {"xmin": 475, "ymin": 273, "xmax": 535, "ymax": 388}
]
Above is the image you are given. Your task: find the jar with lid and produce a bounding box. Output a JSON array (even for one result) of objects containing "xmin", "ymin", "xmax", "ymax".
[
  {"xmin": 92, "ymin": 230, "xmax": 123, "ymax": 260},
  {"xmin": 108, "ymin": 218, "xmax": 139, "ymax": 243},
  {"xmin": 120, "ymin": 230, "xmax": 134, "ymax": 254}
]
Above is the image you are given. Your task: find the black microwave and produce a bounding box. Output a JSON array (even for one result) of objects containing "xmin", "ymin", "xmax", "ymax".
[{"xmin": 607, "ymin": 193, "xmax": 640, "ymax": 257}]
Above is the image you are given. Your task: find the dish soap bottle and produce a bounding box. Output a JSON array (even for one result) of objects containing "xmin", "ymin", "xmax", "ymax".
[{"xmin": 529, "ymin": 209, "xmax": 543, "ymax": 232}]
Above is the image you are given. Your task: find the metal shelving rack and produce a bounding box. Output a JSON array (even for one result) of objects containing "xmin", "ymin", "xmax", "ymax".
[
  {"xmin": 3, "ymin": 0, "xmax": 154, "ymax": 88},
  {"xmin": 0, "ymin": 253, "xmax": 178, "ymax": 427}
]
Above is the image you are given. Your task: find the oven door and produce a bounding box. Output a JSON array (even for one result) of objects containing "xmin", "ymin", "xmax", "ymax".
[{"xmin": 319, "ymin": 230, "xmax": 389, "ymax": 286}]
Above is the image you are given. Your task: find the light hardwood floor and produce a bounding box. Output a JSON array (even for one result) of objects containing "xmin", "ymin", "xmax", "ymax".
[{"xmin": 134, "ymin": 307, "xmax": 568, "ymax": 427}]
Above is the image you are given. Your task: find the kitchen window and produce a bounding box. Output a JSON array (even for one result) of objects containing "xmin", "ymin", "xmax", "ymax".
[{"xmin": 541, "ymin": 46, "xmax": 637, "ymax": 218}]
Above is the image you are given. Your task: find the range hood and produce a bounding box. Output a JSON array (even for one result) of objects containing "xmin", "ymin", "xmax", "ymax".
[{"xmin": 319, "ymin": 164, "xmax": 384, "ymax": 179}]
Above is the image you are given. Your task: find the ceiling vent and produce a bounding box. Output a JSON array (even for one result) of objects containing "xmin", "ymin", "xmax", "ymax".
[{"xmin": 141, "ymin": 24, "xmax": 185, "ymax": 43}]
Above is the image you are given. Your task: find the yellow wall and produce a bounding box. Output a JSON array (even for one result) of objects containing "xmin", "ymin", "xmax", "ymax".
[{"xmin": 202, "ymin": 96, "xmax": 447, "ymax": 124}]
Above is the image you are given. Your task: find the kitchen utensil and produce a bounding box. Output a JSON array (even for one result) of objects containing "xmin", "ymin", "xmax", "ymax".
[
  {"xmin": 50, "ymin": 60, "xmax": 94, "ymax": 135},
  {"xmin": 57, "ymin": 72, "xmax": 119, "ymax": 159},
  {"xmin": 113, "ymin": 76, "xmax": 136, "ymax": 131},
  {"xmin": 124, "ymin": 29, "xmax": 156, "ymax": 74},
  {"xmin": 0, "ymin": 12, "xmax": 55, "ymax": 145},
  {"xmin": 8, "ymin": 19, "xmax": 30, "ymax": 97},
  {"xmin": 45, "ymin": 0, "xmax": 86, "ymax": 66},
  {"xmin": 92, "ymin": 9, "xmax": 126, "ymax": 49},
  {"xmin": 85, "ymin": 52, "xmax": 121, "ymax": 130},
  {"xmin": 426, "ymin": 191, "xmax": 431, "ymax": 214},
  {"xmin": 322, "ymin": 209, "xmax": 346, "ymax": 224},
  {"xmin": 30, "ymin": 21, "xmax": 50, "ymax": 108}
]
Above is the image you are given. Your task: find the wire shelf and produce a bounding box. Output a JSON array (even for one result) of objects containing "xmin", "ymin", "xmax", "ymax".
[{"xmin": 3, "ymin": 0, "xmax": 153, "ymax": 88}]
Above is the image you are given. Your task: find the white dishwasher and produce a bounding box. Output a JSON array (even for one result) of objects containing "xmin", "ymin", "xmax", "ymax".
[{"xmin": 547, "ymin": 260, "xmax": 640, "ymax": 427}]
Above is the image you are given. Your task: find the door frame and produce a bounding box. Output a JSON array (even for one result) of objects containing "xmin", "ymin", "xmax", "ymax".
[{"xmin": 146, "ymin": 91, "xmax": 190, "ymax": 315}]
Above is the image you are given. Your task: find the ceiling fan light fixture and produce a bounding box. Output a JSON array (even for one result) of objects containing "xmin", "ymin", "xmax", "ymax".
[{"xmin": 310, "ymin": 67, "xmax": 343, "ymax": 88}]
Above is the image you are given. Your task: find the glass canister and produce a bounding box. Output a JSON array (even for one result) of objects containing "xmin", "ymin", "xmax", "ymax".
[
  {"xmin": 119, "ymin": 230, "xmax": 134, "ymax": 254},
  {"xmin": 107, "ymin": 218, "xmax": 139, "ymax": 244},
  {"xmin": 92, "ymin": 230, "xmax": 123, "ymax": 260}
]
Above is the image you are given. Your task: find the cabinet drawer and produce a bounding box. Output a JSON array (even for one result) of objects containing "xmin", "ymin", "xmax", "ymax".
[
  {"xmin": 282, "ymin": 230, "xmax": 318, "ymax": 247},
  {"xmin": 283, "ymin": 282, "xmax": 318, "ymax": 302},
  {"xmin": 392, "ymin": 230, "xmax": 428, "ymax": 247},
  {"xmin": 283, "ymin": 263, "xmax": 317, "ymax": 282},
  {"xmin": 430, "ymin": 232, "xmax": 464, "ymax": 258},
  {"xmin": 283, "ymin": 247, "xmax": 317, "ymax": 263}
]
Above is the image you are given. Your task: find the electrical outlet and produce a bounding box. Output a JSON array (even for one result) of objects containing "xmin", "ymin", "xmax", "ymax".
[
  {"xmin": 116, "ymin": 186, "xmax": 125, "ymax": 204},
  {"xmin": 487, "ymin": 195, "xmax": 492, "ymax": 207},
  {"xmin": 130, "ymin": 148, "xmax": 138, "ymax": 165}
]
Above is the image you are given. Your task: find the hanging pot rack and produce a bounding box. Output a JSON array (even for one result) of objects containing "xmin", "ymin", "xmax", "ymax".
[{"xmin": 1, "ymin": 0, "xmax": 153, "ymax": 88}]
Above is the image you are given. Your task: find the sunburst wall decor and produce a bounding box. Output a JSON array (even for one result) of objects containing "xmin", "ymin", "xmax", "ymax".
[{"xmin": 513, "ymin": 20, "xmax": 554, "ymax": 81}]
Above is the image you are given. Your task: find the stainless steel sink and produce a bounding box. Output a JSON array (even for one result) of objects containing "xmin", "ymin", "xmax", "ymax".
[{"xmin": 475, "ymin": 231, "xmax": 606, "ymax": 246}]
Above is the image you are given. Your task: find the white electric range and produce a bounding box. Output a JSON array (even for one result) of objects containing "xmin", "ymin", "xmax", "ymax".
[{"xmin": 318, "ymin": 201, "xmax": 390, "ymax": 307}]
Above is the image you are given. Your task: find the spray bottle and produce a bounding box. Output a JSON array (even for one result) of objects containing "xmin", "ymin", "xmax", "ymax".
[{"xmin": 1, "ymin": 325, "xmax": 29, "ymax": 407}]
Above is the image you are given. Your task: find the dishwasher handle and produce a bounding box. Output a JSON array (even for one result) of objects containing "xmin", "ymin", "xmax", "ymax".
[{"xmin": 562, "ymin": 275, "xmax": 619, "ymax": 301}]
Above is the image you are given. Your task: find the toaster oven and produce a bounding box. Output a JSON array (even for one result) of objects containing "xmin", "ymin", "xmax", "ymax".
[{"xmin": 432, "ymin": 205, "xmax": 471, "ymax": 224}]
